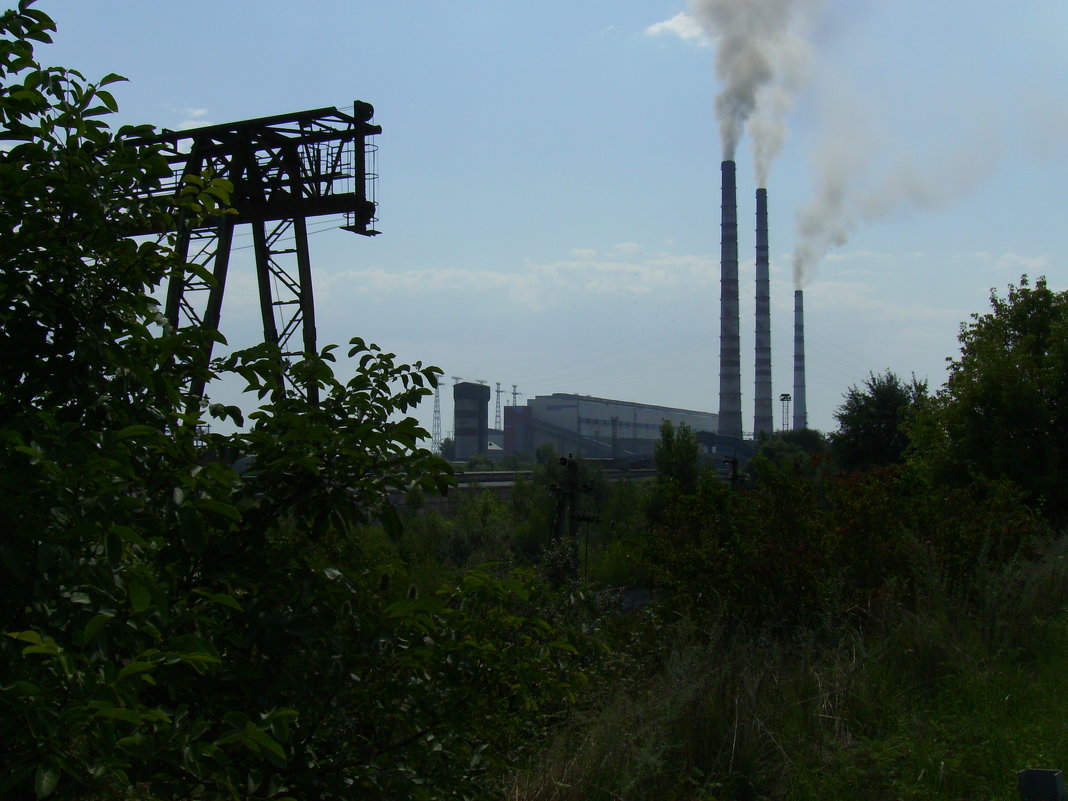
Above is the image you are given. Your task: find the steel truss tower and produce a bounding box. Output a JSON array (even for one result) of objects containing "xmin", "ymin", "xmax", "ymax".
[
  {"xmin": 432, "ymin": 384, "xmax": 443, "ymax": 453},
  {"xmin": 138, "ymin": 103, "xmax": 381, "ymax": 402}
]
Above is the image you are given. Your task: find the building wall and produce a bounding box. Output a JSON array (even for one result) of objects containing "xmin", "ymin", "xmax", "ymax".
[
  {"xmin": 512, "ymin": 393, "xmax": 718, "ymax": 460},
  {"xmin": 503, "ymin": 406, "xmax": 532, "ymax": 454}
]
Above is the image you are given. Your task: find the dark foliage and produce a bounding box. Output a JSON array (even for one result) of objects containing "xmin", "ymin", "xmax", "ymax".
[
  {"xmin": 831, "ymin": 370, "xmax": 927, "ymax": 472},
  {"xmin": 909, "ymin": 276, "xmax": 1068, "ymax": 524}
]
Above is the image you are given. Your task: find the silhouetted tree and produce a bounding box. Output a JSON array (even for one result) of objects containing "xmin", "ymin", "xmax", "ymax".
[{"xmin": 831, "ymin": 370, "xmax": 926, "ymax": 471}]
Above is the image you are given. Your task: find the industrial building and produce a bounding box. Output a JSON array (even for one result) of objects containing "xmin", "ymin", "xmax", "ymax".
[{"xmin": 486, "ymin": 393, "xmax": 717, "ymax": 461}]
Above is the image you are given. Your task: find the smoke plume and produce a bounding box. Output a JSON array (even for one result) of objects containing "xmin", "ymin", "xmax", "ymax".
[
  {"xmin": 791, "ymin": 100, "xmax": 1001, "ymax": 288},
  {"xmin": 691, "ymin": 0, "xmax": 819, "ymax": 172}
]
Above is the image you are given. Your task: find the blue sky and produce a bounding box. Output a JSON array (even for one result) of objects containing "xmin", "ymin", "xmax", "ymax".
[{"xmin": 41, "ymin": 0, "xmax": 1068, "ymax": 438}]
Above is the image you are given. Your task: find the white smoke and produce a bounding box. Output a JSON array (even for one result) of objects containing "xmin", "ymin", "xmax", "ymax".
[
  {"xmin": 690, "ymin": 0, "xmax": 821, "ymax": 172},
  {"xmin": 791, "ymin": 92, "xmax": 1003, "ymax": 288}
]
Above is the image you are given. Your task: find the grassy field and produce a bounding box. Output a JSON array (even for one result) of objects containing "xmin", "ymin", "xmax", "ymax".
[{"xmin": 505, "ymin": 535, "xmax": 1068, "ymax": 801}]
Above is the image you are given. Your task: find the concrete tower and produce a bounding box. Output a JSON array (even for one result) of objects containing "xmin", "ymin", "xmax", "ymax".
[
  {"xmin": 792, "ymin": 289, "xmax": 807, "ymax": 430},
  {"xmin": 718, "ymin": 161, "xmax": 743, "ymax": 438},
  {"xmin": 453, "ymin": 382, "xmax": 491, "ymax": 460},
  {"xmin": 753, "ymin": 187, "xmax": 773, "ymax": 438}
]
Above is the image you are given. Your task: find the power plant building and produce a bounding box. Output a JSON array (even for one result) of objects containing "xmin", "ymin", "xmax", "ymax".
[{"xmin": 504, "ymin": 393, "xmax": 717, "ymax": 460}]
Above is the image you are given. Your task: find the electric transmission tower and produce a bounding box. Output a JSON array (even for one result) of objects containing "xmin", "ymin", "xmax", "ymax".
[
  {"xmin": 135, "ymin": 102, "xmax": 381, "ymax": 403},
  {"xmin": 432, "ymin": 384, "xmax": 442, "ymax": 453},
  {"xmin": 494, "ymin": 382, "xmax": 503, "ymax": 430}
]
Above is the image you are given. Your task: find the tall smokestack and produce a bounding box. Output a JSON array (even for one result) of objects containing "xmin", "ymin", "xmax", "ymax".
[
  {"xmin": 719, "ymin": 161, "xmax": 742, "ymax": 439},
  {"xmin": 753, "ymin": 187, "xmax": 773, "ymax": 438},
  {"xmin": 792, "ymin": 289, "xmax": 807, "ymax": 430}
]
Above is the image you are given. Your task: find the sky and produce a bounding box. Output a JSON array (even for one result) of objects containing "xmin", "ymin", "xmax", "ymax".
[{"xmin": 39, "ymin": 0, "xmax": 1068, "ymax": 440}]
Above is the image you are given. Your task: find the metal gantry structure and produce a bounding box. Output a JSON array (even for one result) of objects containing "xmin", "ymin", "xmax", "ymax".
[{"xmin": 138, "ymin": 102, "xmax": 381, "ymax": 402}]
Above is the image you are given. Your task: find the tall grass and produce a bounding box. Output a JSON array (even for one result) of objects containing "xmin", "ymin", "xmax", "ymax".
[{"xmin": 507, "ymin": 535, "xmax": 1068, "ymax": 801}]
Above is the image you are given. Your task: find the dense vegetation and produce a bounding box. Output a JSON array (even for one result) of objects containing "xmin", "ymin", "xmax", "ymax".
[
  {"xmin": 5, "ymin": 3, "xmax": 1068, "ymax": 800},
  {"xmin": 0, "ymin": 5, "xmax": 588, "ymax": 799}
]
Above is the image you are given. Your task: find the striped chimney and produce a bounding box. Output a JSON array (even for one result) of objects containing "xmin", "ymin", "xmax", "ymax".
[
  {"xmin": 753, "ymin": 187, "xmax": 773, "ymax": 437},
  {"xmin": 718, "ymin": 161, "xmax": 743, "ymax": 438},
  {"xmin": 793, "ymin": 289, "xmax": 808, "ymax": 430}
]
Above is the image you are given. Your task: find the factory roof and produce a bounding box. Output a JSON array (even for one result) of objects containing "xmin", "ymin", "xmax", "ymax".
[{"xmin": 533, "ymin": 393, "xmax": 716, "ymax": 418}]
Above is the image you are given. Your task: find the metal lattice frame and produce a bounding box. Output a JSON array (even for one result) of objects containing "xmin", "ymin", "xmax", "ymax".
[{"xmin": 138, "ymin": 103, "xmax": 380, "ymax": 402}]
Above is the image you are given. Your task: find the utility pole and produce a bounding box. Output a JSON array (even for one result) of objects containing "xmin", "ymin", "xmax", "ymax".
[{"xmin": 549, "ymin": 454, "xmax": 598, "ymax": 583}]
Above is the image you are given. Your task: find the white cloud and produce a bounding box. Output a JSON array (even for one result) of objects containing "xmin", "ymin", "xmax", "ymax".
[
  {"xmin": 645, "ymin": 12, "xmax": 710, "ymax": 45},
  {"xmin": 968, "ymin": 251, "xmax": 1051, "ymax": 276},
  {"xmin": 810, "ymin": 278, "xmax": 966, "ymax": 325},
  {"xmin": 166, "ymin": 106, "xmax": 212, "ymax": 130},
  {"xmin": 610, "ymin": 241, "xmax": 642, "ymax": 256},
  {"xmin": 318, "ymin": 249, "xmax": 716, "ymax": 313}
]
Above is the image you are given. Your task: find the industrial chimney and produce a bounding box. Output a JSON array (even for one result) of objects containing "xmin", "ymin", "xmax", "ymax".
[
  {"xmin": 718, "ymin": 161, "xmax": 743, "ymax": 439},
  {"xmin": 792, "ymin": 289, "xmax": 807, "ymax": 430},
  {"xmin": 753, "ymin": 188, "xmax": 773, "ymax": 438}
]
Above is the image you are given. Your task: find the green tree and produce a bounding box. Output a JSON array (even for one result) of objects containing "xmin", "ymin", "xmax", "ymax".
[
  {"xmin": 831, "ymin": 370, "xmax": 926, "ymax": 472},
  {"xmin": 909, "ymin": 276, "xmax": 1068, "ymax": 523},
  {"xmin": 755, "ymin": 428, "xmax": 828, "ymax": 470},
  {"xmin": 654, "ymin": 420, "xmax": 700, "ymax": 493},
  {"xmin": 0, "ymin": 6, "xmax": 590, "ymax": 799}
]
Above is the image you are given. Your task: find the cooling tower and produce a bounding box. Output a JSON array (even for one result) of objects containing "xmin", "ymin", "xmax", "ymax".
[
  {"xmin": 753, "ymin": 188, "xmax": 773, "ymax": 438},
  {"xmin": 792, "ymin": 289, "xmax": 807, "ymax": 430},
  {"xmin": 718, "ymin": 161, "xmax": 743, "ymax": 439}
]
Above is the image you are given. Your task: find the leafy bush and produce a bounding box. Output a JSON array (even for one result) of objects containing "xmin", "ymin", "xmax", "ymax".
[{"xmin": 648, "ymin": 457, "xmax": 1048, "ymax": 628}]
